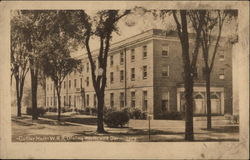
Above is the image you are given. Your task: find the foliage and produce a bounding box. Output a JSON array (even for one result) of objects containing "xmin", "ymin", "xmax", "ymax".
[{"xmin": 104, "ymin": 110, "xmax": 130, "ymax": 128}]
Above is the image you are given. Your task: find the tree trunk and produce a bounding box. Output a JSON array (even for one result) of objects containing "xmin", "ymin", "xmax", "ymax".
[
  {"xmin": 97, "ymin": 91, "xmax": 105, "ymax": 133},
  {"xmin": 30, "ymin": 69, "xmax": 38, "ymax": 120},
  {"xmin": 184, "ymin": 69, "xmax": 194, "ymax": 141},
  {"xmin": 206, "ymin": 72, "xmax": 212, "ymax": 129},
  {"xmin": 56, "ymin": 88, "xmax": 61, "ymax": 121},
  {"xmin": 15, "ymin": 77, "xmax": 21, "ymax": 117}
]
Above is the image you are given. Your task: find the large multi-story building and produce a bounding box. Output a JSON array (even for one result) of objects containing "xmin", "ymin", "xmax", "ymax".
[{"xmin": 45, "ymin": 29, "xmax": 233, "ymax": 119}]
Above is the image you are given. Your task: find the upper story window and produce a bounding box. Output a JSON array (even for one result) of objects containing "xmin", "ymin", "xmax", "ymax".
[
  {"xmin": 110, "ymin": 93, "xmax": 114, "ymax": 108},
  {"xmin": 131, "ymin": 68, "xmax": 135, "ymax": 81},
  {"xmin": 74, "ymin": 79, "xmax": 77, "ymax": 88},
  {"xmin": 110, "ymin": 55, "xmax": 114, "ymax": 66},
  {"xmin": 120, "ymin": 52, "xmax": 124, "ymax": 65},
  {"xmin": 162, "ymin": 65, "xmax": 169, "ymax": 77},
  {"xmin": 80, "ymin": 78, "xmax": 82, "ymax": 88},
  {"xmin": 143, "ymin": 65, "xmax": 147, "ymax": 79},
  {"xmin": 74, "ymin": 70, "xmax": 77, "ymax": 75},
  {"xmin": 64, "ymin": 81, "xmax": 66, "ymax": 89},
  {"xmin": 219, "ymin": 52, "xmax": 225, "ymax": 61},
  {"xmin": 86, "ymin": 77, "xmax": 89, "ymax": 86},
  {"xmin": 162, "ymin": 44, "xmax": 169, "ymax": 57},
  {"xmin": 131, "ymin": 49, "xmax": 135, "ymax": 62},
  {"xmin": 110, "ymin": 72, "xmax": 114, "ymax": 84},
  {"xmin": 120, "ymin": 70, "xmax": 124, "ymax": 82},
  {"xmin": 219, "ymin": 68, "xmax": 225, "ymax": 80},
  {"xmin": 69, "ymin": 80, "xmax": 71, "ymax": 89},
  {"xmin": 142, "ymin": 45, "xmax": 147, "ymax": 59},
  {"xmin": 87, "ymin": 62, "xmax": 89, "ymax": 72}
]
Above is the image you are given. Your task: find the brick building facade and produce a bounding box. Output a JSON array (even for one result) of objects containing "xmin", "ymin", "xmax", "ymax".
[{"xmin": 45, "ymin": 29, "xmax": 233, "ymax": 119}]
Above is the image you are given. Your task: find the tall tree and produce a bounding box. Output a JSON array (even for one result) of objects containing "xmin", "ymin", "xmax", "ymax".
[
  {"xmin": 19, "ymin": 10, "xmax": 57, "ymax": 120},
  {"xmin": 63, "ymin": 10, "xmax": 131, "ymax": 132},
  {"xmin": 10, "ymin": 11, "xmax": 30, "ymax": 117},
  {"xmin": 39, "ymin": 34, "xmax": 80, "ymax": 121},
  {"xmin": 170, "ymin": 10, "xmax": 205, "ymax": 141},
  {"xmin": 198, "ymin": 10, "xmax": 238, "ymax": 129}
]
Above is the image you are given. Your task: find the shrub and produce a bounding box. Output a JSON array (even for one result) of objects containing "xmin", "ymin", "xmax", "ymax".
[
  {"xmin": 140, "ymin": 111, "xmax": 148, "ymax": 120},
  {"xmin": 26, "ymin": 107, "xmax": 47, "ymax": 117},
  {"xmin": 37, "ymin": 107, "xmax": 47, "ymax": 117},
  {"xmin": 26, "ymin": 107, "xmax": 32, "ymax": 115},
  {"xmin": 91, "ymin": 108, "xmax": 97, "ymax": 115},
  {"xmin": 104, "ymin": 110, "xmax": 130, "ymax": 128},
  {"xmin": 85, "ymin": 107, "xmax": 91, "ymax": 115},
  {"xmin": 157, "ymin": 111, "xmax": 184, "ymax": 120}
]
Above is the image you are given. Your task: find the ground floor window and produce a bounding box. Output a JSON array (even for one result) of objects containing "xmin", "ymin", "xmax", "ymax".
[
  {"xmin": 120, "ymin": 92, "xmax": 125, "ymax": 108},
  {"xmin": 131, "ymin": 91, "xmax": 136, "ymax": 108},
  {"xmin": 143, "ymin": 91, "xmax": 148, "ymax": 111},
  {"xmin": 161, "ymin": 92, "xmax": 169, "ymax": 112},
  {"xmin": 110, "ymin": 93, "xmax": 114, "ymax": 108}
]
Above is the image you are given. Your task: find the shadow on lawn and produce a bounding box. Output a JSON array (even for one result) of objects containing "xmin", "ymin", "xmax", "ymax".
[
  {"xmin": 74, "ymin": 128, "xmax": 185, "ymax": 137},
  {"xmin": 43, "ymin": 115, "xmax": 97, "ymax": 126},
  {"xmin": 201, "ymin": 126, "xmax": 239, "ymax": 133}
]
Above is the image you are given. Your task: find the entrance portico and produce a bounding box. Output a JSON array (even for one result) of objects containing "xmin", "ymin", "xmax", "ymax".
[{"xmin": 177, "ymin": 86, "xmax": 225, "ymax": 115}]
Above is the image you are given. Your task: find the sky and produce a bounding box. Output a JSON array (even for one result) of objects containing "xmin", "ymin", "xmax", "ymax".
[{"xmin": 71, "ymin": 10, "xmax": 238, "ymax": 57}]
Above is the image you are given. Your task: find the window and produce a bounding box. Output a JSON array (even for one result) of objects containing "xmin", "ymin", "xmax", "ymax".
[
  {"xmin": 162, "ymin": 44, "xmax": 169, "ymax": 57},
  {"xmin": 55, "ymin": 96, "xmax": 57, "ymax": 106},
  {"xmin": 87, "ymin": 62, "xmax": 89, "ymax": 72},
  {"xmin": 110, "ymin": 93, "xmax": 114, "ymax": 108},
  {"xmin": 142, "ymin": 45, "xmax": 147, "ymax": 58},
  {"xmin": 74, "ymin": 70, "xmax": 76, "ymax": 75},
  {"xmin": 161, "ymin": 92, "xmax": 169, "ymax": 112},
  {"xmin": 74, "ymin": 96, "xmax": 76, "ymax": 107},
  {"xmin": 143, "ymin": 66, "xmax": 147, "ymax": 79},
  {"xmin": 94, "ymin": 94, "xmax": 97, "ymax": 107},
  {"xmin": 120, "ymin": 92, "xmax": 125, "ymax": 108},
  {"xmin": 131, "ymin": 91, "xmax": 136, "ymax": 108},
  {"xmin": 131, "ymin": 68, "xmax": 135, "ymax": 81},
  {"xmin": 219, "ymin": 68, "xmax": 225, "ymax": 79},
  {"xmin": 131, "ymin": 49, "xmax": 135, "ymax": 62},
  {"xmin": 219, "ymin": 53, "xmax": 225, "ymax": 61},
  {"xmin": 86, "ymin": 77, "xmax": 89, "ymax": 86},
  {"xmin": 50, "ymin": 97, "xmax": 53, "ymax": 106},
  {"xmin": 64, "ymin": 96, "xmax": 66, "ymax": 106},
  {"xmin": 162, "ymin": 65, "xmax": 169, "ymax": 77},
  {"xmin": 120, "ymin": 70, "xmax": 124, "ymax": 82},
  {"xmin": 86, "ymin": 94, "xmax": 89, "ymax": 106},
  {"xmin": 143, "ymin": 91, "xmax": 148, "ymax": 111},
  {"xmin": 64, "ymin": 81, "xmax": 66, "ymax": 89},
  {"xmin": 47, "ymin": 84, "xmax": 49, "ymax": 91},
  {"xmin": 80, "ymin": 78, "xmax": 82, "ymax": 88},
  {"xmin": 193, "ymin": 67, "xmax": 198, "ymax": 79},
  {"xmin": 120, "ymin": 52, "xmax": 124, "ymax": 65},
  {"xmin": 47, "ymin": 97, "xmax": 49, "ymax": 106},
  {"xmin": 74, "ymin": 79, "xmax": 77, "ymax": 88},
  {"xmin": 110, "ymin": 72, "xmax": 114, "ymax": 84},
  {"xmin": 69, "ymin": 80, "xmax": 71, "ymax": 89},
  {"xmin": 69, "ymin": 96, "xmax": 71, "ymax": 107},
  {"xmin": 110, "ymin": 55, "xmax": 114, "ymax": 66}
]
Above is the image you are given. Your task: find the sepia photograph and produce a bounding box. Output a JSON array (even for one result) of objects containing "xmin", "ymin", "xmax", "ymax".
[{"xmin": 0, "ymin": 0, "xmax": 249, "ymax": 159}]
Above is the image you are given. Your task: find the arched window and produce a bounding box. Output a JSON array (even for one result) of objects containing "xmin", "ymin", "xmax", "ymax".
[{"xmin": 194, "ymin": 93, "xmax": 203, "ymax": 99}]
